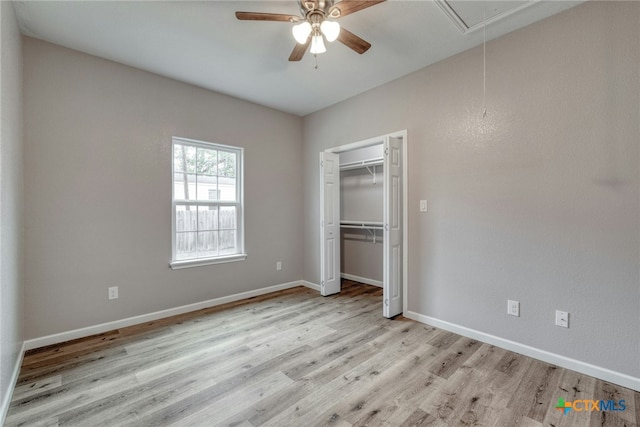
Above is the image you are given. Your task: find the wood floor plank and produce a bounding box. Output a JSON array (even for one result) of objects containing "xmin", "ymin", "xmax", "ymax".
[
  {"xmin": 506, "ymin": 359, "xmax": 562, "ymax": 423},
  {"xmin": 262, "ymin": 326, "xmax": 452, "ymax": 426},
  {"xmin": 424, "ymin": 336, "xmax": 482, "ymax": 379},
  {"xmin": 172, "ymin": 372, "xmax": 294, "ymax": 427},
  {"xmin": 246, "ymin": 323, "xmax": 336, "ymax": 357},
  {"xmin": 461, "ymin": 343, "xmax": 507, "ymax": 373},
  {"xmin": 487, "ymin": 356, "xmax": 536, "ymax": 411},
  {"xmin": 57, "ymin": 343, "xmax": 272, "ymax": 427},
  {"xmin": 319, "ymin": 344, "xmax": 438, "ymax": 426},
  {"xmin": 18, "ymin": 342, "xmax": 131, "ymax": 384},
  {"xmin": 11, "ymin": 375, "xmax": 62, "ymax": 401},
  {"xmin": 282, "ymin": 324, "xmax": 389, "ymax": 381},
  {"xmin": 588, "ymin": 380, "xmax": 638, "ymax": 426},
  {"xmin": 318, "ymin": 330, "xmax": 445, "ymax": 426},
  {"xmin": 397, "ymin": 408, "xmax": 438, "ymax": 427},
  {"xmin": 381, "ymin": 372, "xmax": 445, "ymax": 425},
  {"xmin": 636, "ymin": 389, "xmax": 640, "ymax": 425},
  {"xmin": 7, "ymin": 372, "xmax": 140, "ymax": 425},
  {"xmin": 228, "ymin": 378, "xmax": 316, "ymax": 426},
  {"xmin": 6, "ymin": 281, "xmax": 639, "ymax": 427}
]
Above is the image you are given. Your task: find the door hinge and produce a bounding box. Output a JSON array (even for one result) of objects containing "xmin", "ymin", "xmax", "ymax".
[
  {"xmin": 385, "ymin": 147, "xmax": 389, "ymax": 156},
  {"xmin": 385, "ymin": 298, "xmax": 389, "ymax": 306},
  {"xmin": 320, "ymin": 160, "xmax": 324, "ymax": 167}
]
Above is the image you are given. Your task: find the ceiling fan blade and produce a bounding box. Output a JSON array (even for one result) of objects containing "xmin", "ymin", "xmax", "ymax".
[
  {"xmin": 289, "ymin": 40, "xmax": 311, "ymax": 61},
  {"xmin": 337, "ymin": 27, "xmax": 371, "ymax": 54},
  {"xmin": 328, "ymin": 0, "xmax": 385, "ymax": 19},
  {"xmin": 235, "ymin": 12, "xmax": 300, "ymax": 22}
]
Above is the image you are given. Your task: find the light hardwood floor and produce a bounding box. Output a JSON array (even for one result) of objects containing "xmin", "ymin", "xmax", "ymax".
[{"xmin": 6, "ymin": 281, "xmax": 639, "ymax": 426}]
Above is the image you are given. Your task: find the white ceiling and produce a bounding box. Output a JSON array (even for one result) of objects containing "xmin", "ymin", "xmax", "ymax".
[{"xmin": 13, "ymin": 0, "xmax": 583, "ymax": 116}]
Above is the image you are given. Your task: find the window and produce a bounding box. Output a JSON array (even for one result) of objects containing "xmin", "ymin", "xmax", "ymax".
[{"xmin": 171, "ymin": 137, "xmax": 245, "ymax": 268}]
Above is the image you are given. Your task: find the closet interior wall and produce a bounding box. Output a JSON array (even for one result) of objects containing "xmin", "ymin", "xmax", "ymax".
[{"xmin": 339, "ymin": 144, "xmax": 384, "ymax": 286}]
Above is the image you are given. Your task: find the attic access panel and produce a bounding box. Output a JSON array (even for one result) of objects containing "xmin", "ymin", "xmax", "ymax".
[{"xmin": 436, "ymin": 0, "xmax": 537, "ymax": 33}]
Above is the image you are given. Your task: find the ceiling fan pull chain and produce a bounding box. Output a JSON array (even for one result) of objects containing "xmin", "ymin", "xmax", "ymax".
[{"xmin": 314, "ymin": 54, "xmax": 319, "ymax": 70}]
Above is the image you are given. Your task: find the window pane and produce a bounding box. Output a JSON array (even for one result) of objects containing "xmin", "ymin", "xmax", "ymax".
[
  {"xmin": 174, "ymin": 173, "xmax": 196, "ymax": 200},
  {"xmin": 207, "ymin": 189, "xmax": 220, "ymax": 201},
  {"xmin": 219, "ymin": 177, "xmax": 236, "ymax": 202},
  {"xmin": 175, "ymin": 205, "xmax": 197, "ymax": 232},
  {"xmin": 197, "ymin": 231, "xmax": 218, "ymax": 258},
  {"xmin": 197, "ymin": 147, "xmax": 217, "ymax": 176},
  {"xmin": 219, "ymin": 151, "xmax": 236, "ymax": 177},
  {"xmin": 173, "ymin": 144, "xmax": 196, "ymax": 173},
  {"xmin": 175, "ymin": 232, "xmax": 197, "ymax": 260},
  {"xmin": 196, "ymin": 175, "xmax": 218, "ymax": 201},
  {"xmin": 219, "ymin": 206, "xmax": 236, "ymax": 230},
  {"xmin": 218, "ymin": 230, "xmax": 236, "ymax": 255},
  {"xmin": 198, "ymin": 206, "xmax": 218, "ymax": 231}
]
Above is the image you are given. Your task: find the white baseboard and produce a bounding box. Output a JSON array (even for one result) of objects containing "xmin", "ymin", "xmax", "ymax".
[
  {"xmin": 405, "ymin": 310, "xmax": 640, "ymax": 392},
  {"xmin": 1, "ymin": 341, "xmax": 26, "ymax": 426},
  {"xmin": 300, "ymin": 280, "xmax": 321, "ymax": 292},
  {"xmin": 341, "ymin": 273, "xmax": 382, "ymax": 288},
  {"xmin": 24, "ymin": 281, "xmax": 306, "ymax": 351}
]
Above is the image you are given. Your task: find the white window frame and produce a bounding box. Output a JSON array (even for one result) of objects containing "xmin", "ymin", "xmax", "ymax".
[{"xmin": 170, "ymin": 136, "xmax": 246, "ymax": 269}]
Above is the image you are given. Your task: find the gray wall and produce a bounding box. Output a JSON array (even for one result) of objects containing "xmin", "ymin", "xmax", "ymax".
[
  {"xmin": 23, "ymin": 38, "xmax": 304, "ymax": 339},
  {"xmin": 0, "ymin": 0, "xmax": 24, "ymax": 419},
  {"xmin": 303, "ymin": 1, "xmax": 639, "ymax": 377}
]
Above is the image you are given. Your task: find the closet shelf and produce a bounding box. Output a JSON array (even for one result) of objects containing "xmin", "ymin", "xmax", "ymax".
[{"xmin": 339, "ymin": 157, "xmax": 383, "ymax": 172}]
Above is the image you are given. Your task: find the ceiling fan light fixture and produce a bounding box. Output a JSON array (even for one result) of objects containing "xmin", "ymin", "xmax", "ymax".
[
  {"xmin": 320, "ymin": 20, "xmax": 340, "ymax": 42},
  {"xmin": 292, "ymin": 21, "xmax": 312, "ymax": 44},
  {"xmin": 310, "ymin": 34, "xmax": 326, "ymax": 54},
  {"xmin": 236, "ymin": 0, "xmax": 386, "ymax": 62}
]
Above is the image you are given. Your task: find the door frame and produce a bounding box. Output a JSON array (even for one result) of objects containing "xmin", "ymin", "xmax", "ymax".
[{"xmin": 320, "ymin": 130, "xmax": 408, "ymax": 316}]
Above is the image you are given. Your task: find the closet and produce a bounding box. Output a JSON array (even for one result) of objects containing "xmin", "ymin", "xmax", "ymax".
[
  {"xmin": 339, "ymin": 144, "xmax": 384, "ymax": 287},
  {"xmin": 320, "ymin": 131, "xmax": 405, "ymax": 318}
]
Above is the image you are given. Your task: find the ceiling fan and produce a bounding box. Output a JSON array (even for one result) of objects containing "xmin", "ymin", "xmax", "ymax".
[{"xmin": 235, "ymin": 0, "xmax": 386, "ymax": 61}]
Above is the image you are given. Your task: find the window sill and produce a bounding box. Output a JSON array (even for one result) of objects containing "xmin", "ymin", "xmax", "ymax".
[{"xmin": 170, "ymin": 254, "xmax": 247, "ymax": 270}]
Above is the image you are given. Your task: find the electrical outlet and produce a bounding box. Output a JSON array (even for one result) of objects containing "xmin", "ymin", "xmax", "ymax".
[
  {"xmin": 108, "ymin": 286, "xmax": 119, "ymax": 300},
  {"xmin": 555, "ymin": 310, "xmax": 569, "ymax": 328},
  {"xmin": 420, "ymin": 200, "xmax": 428, "ymax": 212},
  {"xmin": 507, "ymin": 300, "xmax": 520, "ymax": 317},
  {"xmin": 276, "ymin": 261, "xmax": 282, "ymax": 271}
]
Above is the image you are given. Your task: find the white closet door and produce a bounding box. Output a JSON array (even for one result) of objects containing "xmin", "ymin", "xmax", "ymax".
[
  {"xmin": 320, "ymin": 151, "xmax": 341, "ymax": 296},
  {"xmin": 383, "ymin": 137, "xmax": 403, "ymax": 317}
]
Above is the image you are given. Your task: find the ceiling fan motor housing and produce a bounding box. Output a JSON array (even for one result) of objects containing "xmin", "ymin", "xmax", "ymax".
[{"xmin": 300, "ymin": 0, "xmax": 335, "ymax": 17}]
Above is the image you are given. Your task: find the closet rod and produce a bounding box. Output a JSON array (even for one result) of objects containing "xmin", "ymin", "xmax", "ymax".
[
  {"xmin": 340, "ymin": 220, "xmax": 383, "ymax": 227},
  {"xmin": 340, "ymin": 225, "xmax": 384, "ymax": 230},
  {"xmin": 340, "ymin": 223, "xmax": 383, "ymax": 243}
]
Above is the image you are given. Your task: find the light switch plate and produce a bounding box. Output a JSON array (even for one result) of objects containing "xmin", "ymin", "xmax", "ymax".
[{"xmin": 420, "ymin": 200, "xmax": 428, "ymax": 212}]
